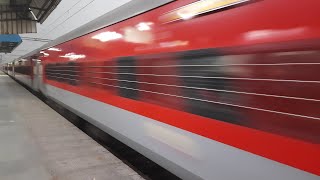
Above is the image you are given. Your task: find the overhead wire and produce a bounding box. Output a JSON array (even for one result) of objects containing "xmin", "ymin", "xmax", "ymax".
[
  {"xmin": 40, "ymin": 0, "xmax": 97, "ymax": 38},
  {"xmin": 39, "ymin": 0, "xmax": 86, "ymax": 31}
]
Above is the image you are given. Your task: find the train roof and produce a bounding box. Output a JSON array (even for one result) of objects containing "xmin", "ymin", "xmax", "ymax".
[{"xmin": 21, "ymin": 0, "xmax": 173, "ymax": 59}]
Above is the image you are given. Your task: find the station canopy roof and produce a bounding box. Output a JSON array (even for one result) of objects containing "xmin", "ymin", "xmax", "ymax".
[{"xmin": 0, "ymin": 0, "xmax": 61, "ymax": 34}]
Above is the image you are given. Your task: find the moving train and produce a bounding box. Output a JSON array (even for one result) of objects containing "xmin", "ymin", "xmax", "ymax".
[{"xmin": 2, "ymin": 0, "xmax": 320, "ymax": 179}]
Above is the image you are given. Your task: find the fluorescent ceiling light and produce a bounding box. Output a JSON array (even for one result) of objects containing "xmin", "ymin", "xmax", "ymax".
[
  {"xmin": 48, "ymin": 47, "xmax": 62, "ymax": 51},
  {"xmin": 60, "ymin": 53, "xmax": 86, "ymax": 60},
  {"xmin": 92, "ymin": 31, "xmax": 123, "ymax": 42}
]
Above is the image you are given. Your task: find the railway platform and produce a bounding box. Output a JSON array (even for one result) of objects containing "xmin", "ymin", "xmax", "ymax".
[{"xmin": 0, "ymin": 72, "xmax": 144, "ymax": 180}]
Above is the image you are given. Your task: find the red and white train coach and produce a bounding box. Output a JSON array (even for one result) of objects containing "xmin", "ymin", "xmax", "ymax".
[{"xmin": 4, "ymin": 0, "xmax": 320, "ymax": 179}]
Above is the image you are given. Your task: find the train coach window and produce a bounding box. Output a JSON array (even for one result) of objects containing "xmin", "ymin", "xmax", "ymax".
[
  {"xmin": 56, "ymin": 63, "xmax": 66, "ymax": 83},
  {"xmin": 67, "ymin": 62, "xmax": 79, "ymax": 86},
  {"xmin": 45, "ymin": 63, "xmax": 56, "ymax": 81},
  {"xmin": 14, "ymin": 65, "xmax": 32, "ymax": 76},
  {"xmin": 178, "ymin": 49, "xmax": 242, "ymax": 124},
  {"xmin": 117, "ymin": 56, "xmax": 139, "ymax": 100},
  {"xmin": 45, "ymin": 63, "xmax": 79, "ymax": 86}
]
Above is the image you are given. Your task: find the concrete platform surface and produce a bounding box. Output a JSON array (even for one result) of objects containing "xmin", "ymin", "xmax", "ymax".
[{"xmin": 0, "ymin": 73, "xmax": 144, "ymax": 180}]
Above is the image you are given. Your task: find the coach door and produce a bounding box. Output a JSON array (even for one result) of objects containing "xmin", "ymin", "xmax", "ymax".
[{"xmin": 32, "ymin": 59, "xmax": 41, "ymax": 91}]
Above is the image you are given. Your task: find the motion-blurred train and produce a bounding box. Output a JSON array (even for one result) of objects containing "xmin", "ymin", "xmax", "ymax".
[{"xmin": 2, "ymin": 0, "xmax": 320, "ymax": 179}]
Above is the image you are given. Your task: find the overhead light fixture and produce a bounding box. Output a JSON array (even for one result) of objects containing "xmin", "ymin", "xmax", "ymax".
[
  {"xmin": 60, "ymin": 53, "xmax": 86, "ymax": 61},
  {"xmin": 136, "ymin": 22, "xmax": 154, "ymax": 31},
  {"xmin": 159, "ymin": 40, "xmax": 189, "ymax": 48},
  {"xmin": 177, "ymin": 11, "xmax": 195, "ymax": 20},
  {"xmin": 40, "ymin": 51, "xmax": 50, "ymax": 57},
  {"xmin": 48, "ymin": 47, "xmax": 62, "ymax": 51},
  {"xmin": 29, "ymin": 8, "xmax": 38, "ymax": 21},
  {"xmin": 160, "ymin": 0, "xmax": 250, "ymax": 23},
  {"xmin": 92, "ymin": 31, "xmax": 123, "ymax": 42}
]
